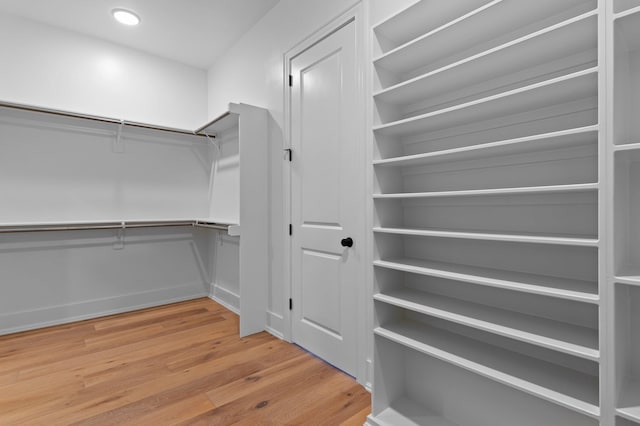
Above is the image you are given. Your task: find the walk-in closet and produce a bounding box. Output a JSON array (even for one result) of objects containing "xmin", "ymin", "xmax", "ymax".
[{"xmin": 0, "ymin": 0, "xmax": 638, "ymax": 424}]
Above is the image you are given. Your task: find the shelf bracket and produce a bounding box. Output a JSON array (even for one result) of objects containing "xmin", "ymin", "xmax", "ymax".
[
  {"xmin": 113, "ymin": 222, "xmax": 125, "ymax": 250},
  {"xmin": 204, "ymin": 132, "xmax": 219, "ymax": 152},
  {"xmin": 113, "ymin": 120, "xmax": 125, "ymax": 153}
]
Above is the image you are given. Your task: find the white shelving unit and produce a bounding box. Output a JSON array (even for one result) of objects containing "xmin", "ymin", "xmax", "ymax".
[
  {"xmin": 0, "ymin": 101, "xmax": 269, "ymax": 338},
  {"xmin": 611, "ymin": 3, "xmax": 640, "ymax": 426},
  {"xmin": 369, "ymin": 0, "xmax": 605, "ymax": 424},
  {"xmin": 615, "ymin": 285, "xmax": 640, "ymax": 424},
  {"xmin": 197, "ymin": 103, "xmax": 269, "ymax": 337}
]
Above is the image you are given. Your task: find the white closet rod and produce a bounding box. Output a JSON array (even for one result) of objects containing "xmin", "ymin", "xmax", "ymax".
[
  {"xmin": 0, "ymin": 100, "xmax": 216, "ymax": 139},
  {"xmin": 0, "ymin": 220, "xmax": 231, "ymax": 233}
]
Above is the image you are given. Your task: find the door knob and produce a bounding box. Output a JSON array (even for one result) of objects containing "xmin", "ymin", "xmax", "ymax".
[{"xmin": 341, "ymin": 237, "xmax": 353, "ymax": 248}]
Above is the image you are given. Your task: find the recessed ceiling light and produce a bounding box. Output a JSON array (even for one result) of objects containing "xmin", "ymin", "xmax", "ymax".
[{"xmin": 112, "ymin": 8, "xmax": 140, "ymax": 26}]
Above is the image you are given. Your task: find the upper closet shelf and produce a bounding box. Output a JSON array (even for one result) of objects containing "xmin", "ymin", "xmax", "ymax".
[
  {"xmin": 195, "ymin": 110, "xmax": 239, "ymax": 136},
  {"xmin": 373, "ymin": 68, "xmax": 597, "ymax": 138},
  {"xmin": 374, "ymin": 258, "xmax": 598, "ymax": 304},
  {"xmin": 0, "ymin": 219, "xmax": 235, "ymax": 234},
  {"xmin": 373, "ymin": 227, "xmax": 598, "ymax": 247},
  {"xmin": 374, "ymin": 11, "xmax": 596, "ymax": 105},
  {"xmin": 373, "ymin": 183, "xmax": 597, "ymax": 199},
  {"xmin": 373, "ymin": 0, "xmax": 595, "ymax": 76},
  {"xmin": 0, "ymin": 100, "xmax": 212, "ymax": 139},
  {"xmin": 375, "ymin": 322, "xmax": 600, "ymax": 418}
]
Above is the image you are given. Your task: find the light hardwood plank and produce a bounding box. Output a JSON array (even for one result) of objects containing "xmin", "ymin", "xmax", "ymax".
[{"xmin": 0, "ymin": 298, "xmax": 370, "ymax": 425}]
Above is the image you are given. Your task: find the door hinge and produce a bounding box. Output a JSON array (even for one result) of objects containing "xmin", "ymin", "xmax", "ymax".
[
  {"xmin": 289, "ymin": 74, "xmax": 293, "ymax": 87},
  {"xmin": 289, "ymin": 224, "xmax": 293, "ymax": 236},
  {"xmin": 284, "ymin": 148, "xmax": 292, "ymax": 162},
  {"xmin": 289, "ymin": 298, "xmax": 293, "ymax": 310}
]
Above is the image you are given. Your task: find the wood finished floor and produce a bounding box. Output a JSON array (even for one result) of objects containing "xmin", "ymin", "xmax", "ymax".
[{"xmin": 0, "ymin": 298, "xmax": 371, "ymax": 425}]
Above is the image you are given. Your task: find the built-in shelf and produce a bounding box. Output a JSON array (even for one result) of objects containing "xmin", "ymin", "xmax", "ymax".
[
  {"xmin": 373, "ymin": 0, "xmax": 595, "ymax": 83},
  {"xmin": 615, "ymin": 284, "xmax": 640, "ymax": 425},
  {"xmin": 373, "ymin": 183, "xmax": 597, "ymax": 199},
  {"xmin": 614, "ymin": 5, "xmax": 640, "ymax": 19},
  {"xmin": 373, "ymin": 227, "xmax": 598, "ymax": 247},
  {"xmin": 374, "ymin": 68, "xmax": 597, "ymax": 138},
  {"xmin": 374, "ymin": 11, "xmax": 596, "ymax": 110},
  {"xmin": 375, "ymin": 321, "xmax": 600, "ymax": 418},
  {"xmin": 374, "ymin": 258, "xmax": 598, "ymax": 303},
  {"xmin": 615, "ymin": 143, "xmax": 640, "ymax": 152},
  {"xmin": 615, "ymin": 151, "xmax": 640, "ymax": 284},
  {"xmin": 613, "ymin": 11, "xmax": 640, "ymax": 147},
  {"xmin": 616, "ymin": 276, "xmax": 640, "ymax": 286},
  {"xmin": 618, "ymin": 381, "xmax": 640, "ymax": 423},
  {"xmin": 374, "ymin": 289, "xmax": 599, "ymax": 360},
  {"xmin": 370, "ymin": 1, "xmax": 602, "ymax": 424},
  {"xmin": 617, "ymin": 416, "xmax": 640, "ymax": 426},
  {"xmin": 614, "ymin": 8, "xmax": 640, "ymax": 422},
  {"xmin": 372, "ymin": 0, "xmax": 487, "ymax": 56},
  {"xmin": 373, "ymin": 126, "xmax": 598, "ymax": 166},
  {"xmin": 616, "ymin": 269, "xmax": 640, "ymax": 286},
  {"xmin": 367, "ymin": 397, "xmax": 460, "ymax": 426}
]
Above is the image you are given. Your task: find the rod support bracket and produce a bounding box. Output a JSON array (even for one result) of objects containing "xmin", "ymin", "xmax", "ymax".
[
  {"xmin": 113, "ymin": 120, "xmax": 125, "ymax": 153},
  {"xmin": 113, "ymin": 222, "xmax": 125, "ymax": 249}
]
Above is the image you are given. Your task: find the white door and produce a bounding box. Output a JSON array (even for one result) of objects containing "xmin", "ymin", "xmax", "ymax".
[{"xmin": 289, "ymin": 19, "xmax": 361, "ymax": 376}]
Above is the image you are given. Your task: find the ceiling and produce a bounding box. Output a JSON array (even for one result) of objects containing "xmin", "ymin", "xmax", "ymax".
[{"xmin": 0, "ymin": 0, "xmax": 280, "ymax": 69}]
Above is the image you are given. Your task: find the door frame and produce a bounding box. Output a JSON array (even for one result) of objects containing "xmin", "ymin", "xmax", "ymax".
[{"xmin": 282, "ymin": 1, "xmax": 368, "ymax": 386}]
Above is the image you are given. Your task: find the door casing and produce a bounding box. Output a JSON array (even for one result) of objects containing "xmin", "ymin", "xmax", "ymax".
[{"xmin": 283, "ymin": 2, "xmax": 369, "ymax": 386}]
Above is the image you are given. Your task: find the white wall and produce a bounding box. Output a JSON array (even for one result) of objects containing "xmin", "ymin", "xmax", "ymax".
[
  {"xmin": 0, "ymin": 104, "xmax": 215, "ymax": 336},
  {"xmin": 0, "ymin": 13, "xmax": 208, "ymax": 130},
  {"xmin": 206, "ymin": 0, "xmax": 362, "ymax": 336},
  {"xmin": 368, "ymin": 0, "xmax": 417, "ymax": 25},
  {"xmin": 0, "ymin": 227, "xmax": 211, "ymax": 335},
  {"xmin": 0, "ymin": 15, "xmax": 212, "ymax": 334}
]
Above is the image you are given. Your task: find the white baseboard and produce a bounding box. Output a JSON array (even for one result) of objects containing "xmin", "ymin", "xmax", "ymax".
[
  {"xmin": 265, "ymin": 310, "xmax": 284, "ymax": 339},
  {"xmin": 209, "ymin": 283, "xmax": 240, "ymax": 314},
  {"xmin": 365, "ymin": 358, "xmax": 373, "ymax": 392},
  {"xmin": 0, "ymin": 282, "xmax": 208, "ymax": 336},
  {"xmin": 365, "ymin": 415, "xmax": 383, "ymax": 426}
]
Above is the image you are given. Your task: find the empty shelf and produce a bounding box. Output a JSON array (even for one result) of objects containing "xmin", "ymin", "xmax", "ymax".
[
  {"xmin": 373, "ymin": 183, "xmax": 597, "ymax": 199},
  {"xmin": 374, "ymin": 258, "xmax": 598, "ymax": 303},
  {"xmin": 373, "ymin": 126, "xmax": 598, "ymax": 167},
  {"xmin": 615, "ymin": 276, "xmax": 640, "ymax": 287},
  {"xmin": 374, "ymin": 11, "xmax": 596, "ymax": 108},
  {"xmin": 615, "ymin": 142, "xmax": 640, "ymax": 152},
  {"xmin": 616, "ymin": 265, "xmax": 640, "ymax": 286},
  {"xmin": 375, "ymin": 321, "xmax": 600, "ymax": 418},
  {"xmin": 373, "ymin": 0, "xmax": 594, "ymax": 78},
  {"xmin": 372, "ymin": 0, "xmax": 487, "ymax": 54},
  {"xmin": 370, "ymin": 397, "xmax": 460, "ymax": 426},
  {"xmin": 615, "ymin": 5, "xmax": 640, "ymax": 20},
  {"xmin": 373, "ymin": 68, "xmax": 597, "ymax": 138},
  {"xmin": 618, "ymin": 380, "xmax": 640, "ymax": 423},
  {"xmin": 374, "ymin": 289, "xmax": 599, "ymax": 360},
  {"xmin": 373, "ymin": 227, "xmax": 598, "ymax": 247}
]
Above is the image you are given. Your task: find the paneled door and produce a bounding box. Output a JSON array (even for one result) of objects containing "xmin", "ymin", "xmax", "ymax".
[{"xmin": 289, "ymin": 19, "xmax": 360, "ymax": 376}]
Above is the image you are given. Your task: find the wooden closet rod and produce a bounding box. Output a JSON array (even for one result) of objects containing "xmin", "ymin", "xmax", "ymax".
[
  {"xmin": 0, "ymin": 220, "xmax": 231, "ymax": 233},
  {"xmin": 0, "ymin": 100, "xmax": 215, "ymax": 139}
]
